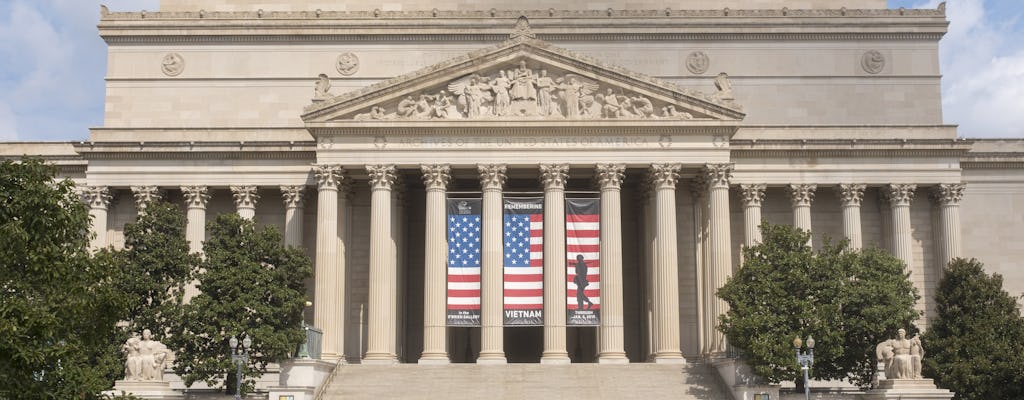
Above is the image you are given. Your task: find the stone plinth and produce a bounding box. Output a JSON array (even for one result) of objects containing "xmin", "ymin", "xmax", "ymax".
[
  {"xmin": 108, "ymin": 380, "xmax": 183, "ymax": 399},
  {"xmin": 864, "ymin": 379, "xmax": 954, "ymax": 400},
  {"xmin": 267, "ymin": 359, "xmax": 338, "ymax": 400}
]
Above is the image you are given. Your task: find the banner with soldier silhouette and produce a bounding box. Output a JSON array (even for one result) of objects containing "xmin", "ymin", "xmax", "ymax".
[
  {"xmin": 447, "ymin": 198, "xmax": 482, "ymax": 326},
  {"xmin": 566, "ymin": 198, "xmax": 600, "ymax": 326}
]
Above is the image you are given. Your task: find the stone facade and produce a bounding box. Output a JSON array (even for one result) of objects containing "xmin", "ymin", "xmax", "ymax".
[{"xmin": 3, "ymin": 0, "xmax": 1022, "ymax": 376}]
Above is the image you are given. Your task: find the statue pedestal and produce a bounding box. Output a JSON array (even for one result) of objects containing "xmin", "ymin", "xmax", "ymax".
[
  {"xmin": 864, "ymin": 379, "xmax": 954, "ymax": 400},
  {"xmin": 108, "ymin": 380, "xmax": 183, "ymax": 399}
]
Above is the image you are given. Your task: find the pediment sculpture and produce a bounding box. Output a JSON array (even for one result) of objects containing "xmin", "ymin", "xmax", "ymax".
[{"xmin": 350, "ymin": 59, "xmax": 716, "ymax": 121}]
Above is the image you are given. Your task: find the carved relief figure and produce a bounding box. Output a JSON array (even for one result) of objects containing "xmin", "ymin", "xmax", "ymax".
[
  {"xmin": 397, "ymin": 95, "xmax": 417, "ymax": 117},
  {"xmin": 314, "ymin": 73, "xmax": 332, "ymax": 99},
  {"xmin": 714, "ymin": 72, "xmax": 734, "ymax": 101},
  {"xmin": 122, "ymin": 336, "xmax": 142, "ymax": 380},
  {"xmin": 491, "ymin": 70, "xmax": 511, "ymax": 116},
  {"xmin": 510, "ymin": 60, "xmax": 537, "ymax": 101},
  {"xmin": 536, "ymin": 70, "xmax": 555, "ymax": 116},
  {"xmin": 876, "ymin": 328, "xmax": 924, "ymax": 380},
  {"xmin": 161, "ymin": 53, "xmax": 185, "ymax": 77}
]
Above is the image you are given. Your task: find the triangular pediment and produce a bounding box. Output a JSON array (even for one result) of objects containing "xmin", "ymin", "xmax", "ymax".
[{"xmin": 301, "ymin": 18, "xmax": 744, "ymax": 124}]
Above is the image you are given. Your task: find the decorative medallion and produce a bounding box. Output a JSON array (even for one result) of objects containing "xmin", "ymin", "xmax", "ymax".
[
  {"xmin": 336, "ymin": 52, "xmax": 360, "ymax": 76},
  {"xmin": 161, "ymin": 53, "xmax": 185, "ymax": 77},
  {"xmin": 685, "ymin": 51, "xmax": 710, "ymax": 75},
  {"xmin": 861, "ymin": 50, "xmax": 885, "ymax": 74}
]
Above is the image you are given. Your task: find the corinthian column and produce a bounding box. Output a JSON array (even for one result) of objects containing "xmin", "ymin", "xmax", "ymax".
[
  {"xmin": 539, "ymin": 163, "xmax": 570, "ymax": 364},
  {"xmin": 281, "ymin": 186, "xmax": 306, "ymax": 248},
  {"xmin": 477, "ymin": 164, "xmax": 508, "ymax": 364},
  {"xmin": 931, "ymin": 184, "xmax": 965, "ymax": 269},
  {"xmin": 364, "ymin": 164, "xmax": 398, "ymax": 364},
  {"xmin": 81, "ymin": 186, "xmax": 112, "ymax": 251},
  {"xmin": 131, "ymin": 186, "xmax": 164, "ymax": 215},
  {"xmin": 596, "ymin": 164, "xmax": 628, "ymax": 364},
  {"xmin": 705, "ymin": 163, "xmax": 733, "ymax": 356},
  {"xmin": 837, "ymin": 184, "xmax": 866, "ymax": 249},
  {"xmin": 887, "ymin": 184, "xmax": 916, "ymax": 270},
  {"xmin": 788, "ymin": 184, "xmax": 816, "ymax": 246},
  {"xmin": 420, "ymin": 164, "xmax": 451, "ymax": 364},
  {"xmin": 649, "ymin": 163, "xmax": 684, "ymax": 363},
  {"xmin": 739, "ymin": 184, "xmax": 766, "ymax": 247},
  {"xmin": 313, "ymin": 165, "xmax": 346, "ymax": 362},
  {"xmin": 230, "ymin": 186, "xmax": 260, "ymax": 220},
  {"xmin": 181, "ymin": 186, "xmax": 210, "ymax": 300}
]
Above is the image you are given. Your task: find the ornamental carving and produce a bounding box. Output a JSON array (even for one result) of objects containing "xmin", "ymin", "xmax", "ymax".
[
  {"xmin": 230, "ymin": 186, "xmax": 260, "ymax": 209},
  {"xmin": 366, "ymin": 164, "xmax": 398, "ymax": 190},
  {"xmin": 595, "ymin": 164, "xmax": 626, "ymax": 189},
  {"xmin": 350, "ymin": 59, "xmax": 699, "ymax": 121},
  {"xmin": 539, "ymin": 164, "xmax": 569, "ymax": 189},
  {"xmin": 336, "ymin": 52, "xmax": 359, "ymax": 76},
  {"xmin": 788, "ymin": 184, "xmax": 817, "ymax": 207},
  {"xmin": 80, "ymin": 186, "xmax": 112, "ymax": 209},
  {"xmin": 861, "ymin": 50, "xmax": 885, "ymax": 74},
  {"xmin": 314, "ymin": 164, "xmax": 346, "ymax": 189},
  {"xmin": 702, "ymin": 163, "xmax": 733, "ymax": 188},
  {"xmin": 509, "ymin": 16, "xmax": 536, "ymax": 40},
  {"xmin": 931, "ymin": 183, "xmax": 965, "ymax": 205},
  {"xmin": 649, "ymin": 163, "xmax": 682, "ymax": 189},
  {"xmin": 477, "ymin": 164, "xmax": 508, "ymax": 190},
  {"xmin": 421, "ymin": 164, "xmax": 452, "ymax": 190},
  {"xmin": 686, "ymin": 51, "xmax": 710, "ymax": 75},
  {"xmin": 739, "ymin": 184, "xmax": 767, "ymax": 207},
  {"xmin": 181, "ymin": 186, "xmax": 210, "ymax": 209},
  {"xmin": 837, "ymin": 184, "xmax": 867, "ymax": 206},
  {"xmin": 313, "ymin": 73, "xmax": 332, "ymax": 100},
  {"xmin": 161, "ymin": 53, "xmax": 185, "ymax": 77},
  {"xmin": 131, "ymin": 186, "xmax": 164, "ymax": 212},
  {"xmin": 280, "ymin": 186, "xmax": 306, "ymax": 208},
  {"xmin": 886, "ymin": 184, "xmax": 917, "ymax": 206}
]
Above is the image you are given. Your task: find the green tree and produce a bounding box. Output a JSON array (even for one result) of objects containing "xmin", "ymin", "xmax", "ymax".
[
  {"xmin": 0, "ymin": 159, "xmax": 124, "ymax": 399},
  {"xmin": 922, "ymin": 258, "xmax": 1024, "ymax": 400},
  {"xmin": 718, "ymin": 222, "xmax": 919, "ymax": 389},
  {"xmin": 171, "ymin": 214, "xmax": 312, "ymax": 395}
]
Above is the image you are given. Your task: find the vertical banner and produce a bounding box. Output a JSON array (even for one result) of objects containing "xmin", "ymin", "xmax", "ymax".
[
  {"xmin": 447, "ymin": 198, "xmax": 482, "ymax": 326},
  {"xmin": 566, "ymin": 198, "xmax": 601, "ymax": 326},
  {"xmin": 502, "ymin": 197, "xmax": 544, "ymax": 326}
]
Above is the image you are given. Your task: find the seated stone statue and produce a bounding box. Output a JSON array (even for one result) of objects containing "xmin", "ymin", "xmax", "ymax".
[
  {"xmin": 122, "ymin": 329, "xmax": 171, "ymax": 381},
  {"xmin": 876, "ymin": 328, "xmax": 924, "ymax": 379}
]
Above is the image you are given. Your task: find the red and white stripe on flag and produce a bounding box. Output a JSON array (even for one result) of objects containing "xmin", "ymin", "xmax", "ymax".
[
  {"xmin": 503, "ymin": 212, "xmax": 544, "ymax": 310},
  {"xmin": 566, "ymin": 202, "xmax": 600, "ymax": 310}
]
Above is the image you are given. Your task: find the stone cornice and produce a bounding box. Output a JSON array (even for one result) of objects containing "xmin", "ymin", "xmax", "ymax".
[
  {"xmin": 309, "ymin": 121, "xmax": 739, "ymax": 138},
  {"xmin": 71, "ymin": 141, "xmax": 316, "ymax": 160},
  {"xmin": 730, "ymin": 138, "xmax": 973, "ymax": 158}
]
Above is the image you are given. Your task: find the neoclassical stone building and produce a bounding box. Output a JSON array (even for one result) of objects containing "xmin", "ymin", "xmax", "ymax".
[{"xmin": 3, "ymin": 0, "xmax": 1023, "ymax": 372}]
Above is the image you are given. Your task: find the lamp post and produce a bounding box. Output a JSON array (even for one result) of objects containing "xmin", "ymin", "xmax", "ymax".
[
  {"xmin": 229, "ymin": 335, "xmax": 252, "ymax": 400},
  {"xmin": 793, "ymin": 336, "xmax": 815, "ymax": 400}
]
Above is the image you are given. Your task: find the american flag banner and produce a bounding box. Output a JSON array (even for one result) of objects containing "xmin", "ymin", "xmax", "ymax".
[
  {"xmin": 447, "ymin": 198, "xmax": 481, "ymax": 326},
  {"xmin": 502, "ymin": 197, "xmax": 544, "ymax": 326},
  {"xmin": 566, "ymin": 198, "xmax": 600, "ymax": 326}
]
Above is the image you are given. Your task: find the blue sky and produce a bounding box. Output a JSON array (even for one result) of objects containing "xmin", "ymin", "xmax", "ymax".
[{"xmin": 0, "ymin": 0, "xmax": 1021, "ymax": 141}]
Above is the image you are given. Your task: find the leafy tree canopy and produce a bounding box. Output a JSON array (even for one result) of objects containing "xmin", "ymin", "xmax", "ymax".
[
  {"xmin": 922, "ymin": 258, "xmax": 1024, "ymax": 400},
  {"xmin": 718, "ymin": 222, "xmax": 919, "ymax": 388},
  {"xmin": 0, "ymin": 159, "xmax": 124, "ymax": 398},
  {"xmin": 171, "ymin": 213, "xmax": 312, "ymax": 394}
]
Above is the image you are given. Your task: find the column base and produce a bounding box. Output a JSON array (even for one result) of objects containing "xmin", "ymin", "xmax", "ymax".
[
  {"xmin": 598, "ymin": 354, "xmax": 629, "ymax": 364},
  {"xmin": 540, "ymin": 354, "xmax": 571, "ymax": 365},
  {"xmin": 418, "ymin": 355, "xmax": 451, "ymax": 365},
  {"xmin": 654, "ymin": 353, "xmax": 686, "ymax": 364},
  {"xmin": 320, "ymin": 353, "xmax": 348, "ymax": 364},
  {"xmin": 362, "ymin": 353, "xmax": 399, "ymax": 365},
  {"xmin": 476, "ymin": 354, "xmax": 508, "ymax": 365}
]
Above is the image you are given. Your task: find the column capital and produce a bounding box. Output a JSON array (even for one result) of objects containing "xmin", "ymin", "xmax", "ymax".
[
  {"xmin": 739, "ymin": 184, "xmax": 767, "ymax": 207},
  {"xmin": 837, "ymin": 184, "xmax": 867, "ymax": 207},
  {"xmin": 477, "ymin": 164, "xmax": 507, "ymax": 191},
  {"xmin": 281, "ymin": 185, "xmax": 306, "ymax": 209},
  {"xmin": 420, "ymin": 164, "xmax": 452, "ymax": 191},
  {"xmin": 539, "ymin": 164, "xmax": 569, "ymax": 189},
  {"xmin": 181, "ymin": 186, "xmax": 210, "ymax": 209},
  {"xmin": 701, "ymin": 163, "xmax": 733, "ymax": 188},
  {"xmin": 886, "ymin": 184, "xmax": 917, "ymax": 206},
  {"xmin": 931, "ymin": 183, "xmax": 965, "ymax": 206},
  {"xmin": 230, "ymin": 186, "xmax": 260, "ymax": 209},
  {"xmin": 314, "ymin": 164, "xmax": 346, "ymax": 189},
  {"xmin": 367, "ymin": 164, "xmax": 398, "ymax": 190},
  {"xmin": 595, "ymin": 163, "xmax": 625, "ymax": 190},
  {"xmin": 788, "ymin": 184, "xmax": 817, "ymax": 207},
  {"xmin": 80, "ymin": 186, "xmax": 112, "ymax": 210},
  {"xmin": 131, "ymin": 186, "xmax": 164, "ymax": 212},
  {"xmin": 649, "ymin": 163, "xmax": 682, "ymax": 189}
]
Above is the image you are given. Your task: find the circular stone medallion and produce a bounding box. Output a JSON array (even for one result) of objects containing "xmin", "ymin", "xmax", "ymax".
[
  {"xmin": 685, "ymin": 51, "xmax": 710, "ymax": 75},
  {"xmin": 336, "ymin": 52, "xmax": 360, "ymax": 76},
  {"xmin": 861, "ymin": 50, "xmax": 885, "ymax": 74},
  {"xmin": 161, "ymin": 53, "xmax": 185, "ymax": 76}
]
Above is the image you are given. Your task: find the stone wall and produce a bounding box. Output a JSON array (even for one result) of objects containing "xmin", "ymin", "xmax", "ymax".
[{"xmin": 159, "ymin": 0, "xmax": 888, "ymax": 12}]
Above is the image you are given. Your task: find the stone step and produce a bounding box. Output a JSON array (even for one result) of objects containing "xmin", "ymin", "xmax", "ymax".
[{"xmin": 320, "ymin": 363, "xmax": 731, "ymax": 400}]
